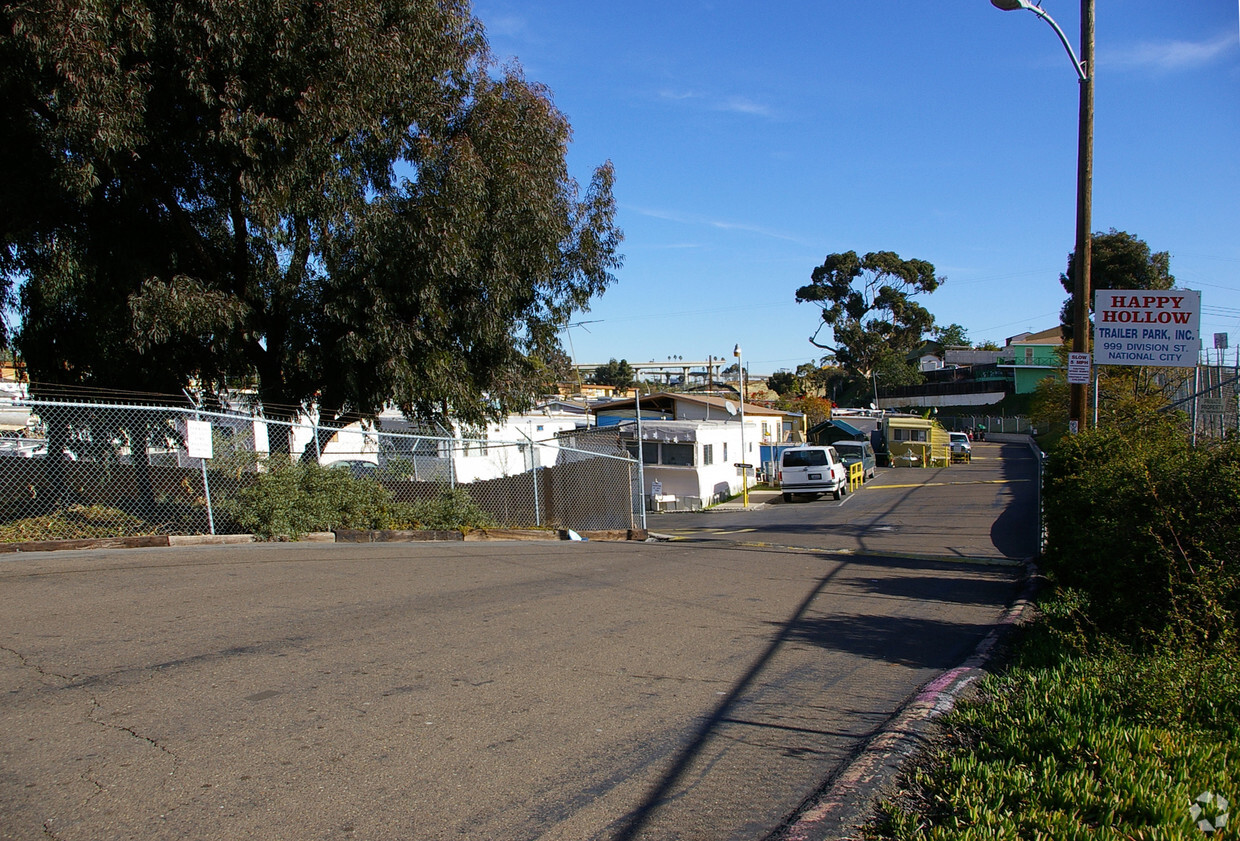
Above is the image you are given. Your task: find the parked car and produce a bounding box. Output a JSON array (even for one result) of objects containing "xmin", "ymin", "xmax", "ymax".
[
  {"xmin": 949, "ymin": 432, "xmax": 972, "ymax": 461},
  {"xmin": 832, "ymin": 439, "xmax": 876, "ymax": 481},
  {"xmin": 326, "ymin": 459, "xmax": 379, "ymax": 479},
  {"xmin": 778, "ymin": 445, "xmax": 848, "ymax": 501}
]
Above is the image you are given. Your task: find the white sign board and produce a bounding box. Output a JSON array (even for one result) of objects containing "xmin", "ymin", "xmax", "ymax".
[
  {"xmin": 1093, "ymin": 289, "xmax": 1201, "ymax": 368},
  {"xmin": 1067, "ymin": 352, "xmax": 1092, "ymax": 384},
  {"xmin": 185, "ymin": 420, "xmax": 214, "ymax": 460}
]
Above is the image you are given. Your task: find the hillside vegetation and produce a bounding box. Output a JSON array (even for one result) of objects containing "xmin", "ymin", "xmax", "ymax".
[{"xmin": 872, "ymin": 420, "xmax": 1239, "ymax": 839}]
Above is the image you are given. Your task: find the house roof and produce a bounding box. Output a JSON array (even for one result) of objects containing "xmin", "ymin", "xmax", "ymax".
[
  {"xmin": 1007, "ymin": 326, "xmax": 1063, "ymax": 346},
  {"xmin": 806, "ymin": 417, "xmax": 881, "ymax": 442},
  {"xmin": 591, "ymin": 391, "xmax": 792, "ymax": 419},
  {"xmin": 907, "ymin": 340, "xmax": 944, "ymax": 362},
  {"xmin": 534, "ymin": 400, "xmax": 590, "ymax": 415},
  {"xmin": 827, "ymin": 419, "xmax": 872, "ymax": 438}
]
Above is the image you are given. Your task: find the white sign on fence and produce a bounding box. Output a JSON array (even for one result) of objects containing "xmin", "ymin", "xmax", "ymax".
[
  {"xmin": 1093, "ymin": 289, "xmax": 1201, "ymax": 368},
  {"xmin": 185, "ymin": 420, "xmax": 214, "ymax": 459}
]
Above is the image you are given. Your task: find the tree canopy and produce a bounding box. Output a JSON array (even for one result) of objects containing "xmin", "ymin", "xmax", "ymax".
[
  {"xmin": 795, "ymin": 250, "xmax": 941, "ymax": 393},
  {"xmin": 589, "ymin": 358, "xmax": 634, "ymax": 390},
  {"xmin": 934, "ymin": 323, "xmax": 970, "ymax": 347},
  {"xmin": 4, "ymin": 0, "xmax": 622, "ymax": 446},
  {"xmin": 767, "ymin": 370, "xmax": 799, "ymax": 396},
  {"xmin": 1060, "ymin": 229, "xmax": 1174, "ymax": 342},
  {"xmin": 778, "ymin": 394, "xmax": 832, "ymax": 428}
]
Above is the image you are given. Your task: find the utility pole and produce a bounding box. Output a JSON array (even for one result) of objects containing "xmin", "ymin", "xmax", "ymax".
[{"xmin": 1069, "ymin": 0, "xmax": 1095, "ymax": 433}]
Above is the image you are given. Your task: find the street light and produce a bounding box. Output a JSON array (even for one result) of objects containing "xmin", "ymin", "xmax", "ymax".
[
  {"xmin": 734, "ymin": 343, "xmax": 748, "ymax": 508},
  {"xmin": 991, "ymin": 0, "xmax": 1094, "ymax": 433}
]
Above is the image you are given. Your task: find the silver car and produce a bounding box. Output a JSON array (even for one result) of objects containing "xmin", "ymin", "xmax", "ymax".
[{"xmin": 832, "ymin": 439, "xmax": 876, "ymax": 481}]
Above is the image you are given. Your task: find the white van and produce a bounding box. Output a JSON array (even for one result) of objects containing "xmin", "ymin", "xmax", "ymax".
[
  {"xmin": 778, "ymin": 445, "xmax": 848, "ymax": 501},
  {"xmin": 949, "ymin": 432, "xmax": 971, "ymax": 461}
]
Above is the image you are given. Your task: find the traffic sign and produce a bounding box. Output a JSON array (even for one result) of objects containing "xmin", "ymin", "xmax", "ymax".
[{"xmin": 1067, "ymin": 352, "xmax": 1091, "ymax": 384}]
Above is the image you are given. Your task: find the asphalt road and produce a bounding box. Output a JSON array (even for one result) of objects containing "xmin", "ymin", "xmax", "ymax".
[
  {"xmin": 650, "ymin": 441, "xmax": 1041, "ymax": 562},
  {"xmin": 0, "ymin": 449, "xmax": 1031, "ymax": 840}
]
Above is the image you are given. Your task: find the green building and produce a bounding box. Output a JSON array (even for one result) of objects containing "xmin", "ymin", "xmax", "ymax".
[{"xmin": 997, "ymin": 327, "xmax": 1064, "ymax": 395}]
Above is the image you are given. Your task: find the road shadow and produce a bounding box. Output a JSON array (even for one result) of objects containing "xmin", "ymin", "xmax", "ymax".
[
  {"xmin": 776, "ymin": 612, "xmax": 994, "ymax": 670},
  {"xmin": 606, "ymin": 564, "xmax": 843, "ymax": 841},
  {"xmin": 838, "ymin": 566, "xmax": 1021, "ymax": 608},
  {"xmin": 606, "ymin": 552, "xmax": 1017, "ymax": 841},
  {"xmin": 990, "ymin": 442, "xmax": 1041, "ymax": 559}
]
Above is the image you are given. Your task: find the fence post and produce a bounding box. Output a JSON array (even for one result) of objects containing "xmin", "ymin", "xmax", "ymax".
[
  {"xmin": 189, "ymin": 405, "xmax": 216, "ymax": 535},
  {"xmin": 200, "ymin": 454, "xmax": 216, "ymax": 535},
  {"xmin": 529, "ymin": 443, "xmax": 541, "ymax": 527}
]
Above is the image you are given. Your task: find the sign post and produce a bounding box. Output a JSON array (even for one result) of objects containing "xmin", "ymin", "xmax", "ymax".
[{"xmin": 183, "ymin": 417, "xmax": 216, "ymax": 536}]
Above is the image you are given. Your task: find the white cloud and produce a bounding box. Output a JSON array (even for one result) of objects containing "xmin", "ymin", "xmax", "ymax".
[
  {"xmin": 655, "ymin": 89, "xmax": 775, "ymax": 117},
  {"xmin": 481, "ymin": 14, "xmax": 525, "ymax": 40},
  {"xmin": 658, "ymin": 88, "xmax": 700, "ymax": 102},
  {"xmin": 1105, "ymin": 32, "xmax": 1236, "ymax": 71},
  {"xmin": 624, "ymin": 205, "xmax": 807, "ymax": 245},
  {"xmin": 716, "ymin": 96, "xmax": 773, "ymax": 117}
]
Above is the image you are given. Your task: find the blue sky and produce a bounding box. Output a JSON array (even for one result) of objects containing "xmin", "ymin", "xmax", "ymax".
[{"xmin": 477, "ymin": 1, "xmax": 1240, "ymax": 375}]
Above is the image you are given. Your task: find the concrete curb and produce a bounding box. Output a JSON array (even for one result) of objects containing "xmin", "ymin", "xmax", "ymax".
[
  {"xmin": 775, "ymin": 561, "xmax": 1042, "ymax": 840},
  {"xmin": 0, "ymin": 528, "xmax": 648, "ymax": 554}
]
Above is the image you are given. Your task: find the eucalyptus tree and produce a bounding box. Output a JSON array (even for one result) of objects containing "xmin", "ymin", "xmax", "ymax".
[
  {"xmin": 5, "ymin": 0, "xmax": 622, "ymax": 453},
  {"xmin": 796, "ymin": 250, "xmax": 941, "ymax": 390},
  {"xmin": 766, "ymin": 370, "xmax": 800, "ymax": 396},
  {"xmin": 1059, "ymin": 229, "xmax": 1174, "ymax": 343},
  {"xmin": 1054, "ymin": 230, "xmax": 1186, "ymax": 428}
]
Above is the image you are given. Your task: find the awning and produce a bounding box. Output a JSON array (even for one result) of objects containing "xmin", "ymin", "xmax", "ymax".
[{"xmin": 637, "ymin": 421, "xmax": 700, "ymax": 443}]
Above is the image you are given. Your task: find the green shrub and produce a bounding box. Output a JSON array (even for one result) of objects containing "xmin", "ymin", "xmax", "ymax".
[
  {"xmin": 1041, "ymin": 423, "xmax": 1240, "ymax": 645},
  {"xmin": 220, "ymin": 464, "xmax": 498, "ymax": 538},
  {"xmin": 389, "ymin": 487, "xmax": 497, "ymax": 531},
  {"xmin": 221, "ymin": 461, "xmax": 397, "ymax": 539}
]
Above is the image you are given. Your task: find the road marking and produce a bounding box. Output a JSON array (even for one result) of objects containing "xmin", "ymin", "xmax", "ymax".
[
  {"xmin": 712, "ymin": 528, "xmax": 758, "ymax": 535},
  {"xmin": 869, "ymin": 479, "xmax": 1030, "ymax": 489},
  {"xmin": 701, "ymin": 539, "xmax": 1027, "ymax": 565}
]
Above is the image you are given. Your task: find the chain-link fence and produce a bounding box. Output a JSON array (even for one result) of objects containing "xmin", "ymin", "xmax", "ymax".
[
  {"xmin": 939, "ymin": 415, "xmax": 1036, "ymax": 436},
  {"xmin": 0, "ymin": 400, "xmax": 641, "ymax": 542}
]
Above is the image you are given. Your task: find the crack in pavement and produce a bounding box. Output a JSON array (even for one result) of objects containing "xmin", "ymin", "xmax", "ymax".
[
  {"xmin": 4, "ymin": 643, "xmax": 181, "ymax": 822},
  {"xmin": 1, "ymin": 644, "xmax": 76, "ymax": 684}
]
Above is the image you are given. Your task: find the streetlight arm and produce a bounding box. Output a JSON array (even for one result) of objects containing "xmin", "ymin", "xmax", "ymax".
[
  {"xmin": 992, "ymin": 0, "xmax": 1088, "ymax": 81},
  {"xmin": 1029, "ymin": 4, "xmax": 1088, "ymax": 81},
  {"xmin": 992, "ymin": 0, "xmax": 1093, "ymax": 434}
]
